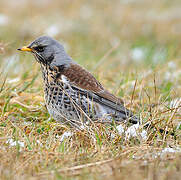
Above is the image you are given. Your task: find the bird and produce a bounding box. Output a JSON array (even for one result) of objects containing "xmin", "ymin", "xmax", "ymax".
[{"xmin": 18, "ymin": 36, "xmax": 139, "ymax": 129}]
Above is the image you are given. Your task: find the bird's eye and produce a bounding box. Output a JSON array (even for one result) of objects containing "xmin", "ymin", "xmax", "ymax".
[{"xmin": 34, "ymin": 46, "xmax": 45, "ymax": 52}]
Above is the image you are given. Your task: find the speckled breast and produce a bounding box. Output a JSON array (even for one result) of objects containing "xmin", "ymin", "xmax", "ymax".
[{"xmin": 40, "ymin": 64, "xmax": 99, "ymax": 127}]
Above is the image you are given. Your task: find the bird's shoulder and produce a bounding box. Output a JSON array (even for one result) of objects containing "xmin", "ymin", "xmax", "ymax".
[
  {"xmin": 62, "ymin": 63, "xmax": 103, "ymax": 92},
  {"xmin": 54, "ymin": 63, "xmax": 124, "ymax": 104}
]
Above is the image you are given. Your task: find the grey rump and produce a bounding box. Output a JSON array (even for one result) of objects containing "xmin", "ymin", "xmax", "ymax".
[{"xmin": 19, "ymin": 36, "xmax": 139, "ymax": 128}]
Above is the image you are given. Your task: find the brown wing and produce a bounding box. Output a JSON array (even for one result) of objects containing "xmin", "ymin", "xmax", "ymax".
[
  {"xmin": 53, "ymin": 63, "xmax": 138, "ymax": 124},
  {"xmin": 61, "ymin": 63, "xmax": 124, "ymax": 105}
]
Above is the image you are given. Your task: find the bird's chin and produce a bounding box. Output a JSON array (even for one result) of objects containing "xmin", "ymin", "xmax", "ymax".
[
  {"xmin": 32, "ymin": 53, "xmax": 40, "ymax": 63},
  {"xmin": 32, "ymin": 52, "xmax": 45, "ymax": 65}
]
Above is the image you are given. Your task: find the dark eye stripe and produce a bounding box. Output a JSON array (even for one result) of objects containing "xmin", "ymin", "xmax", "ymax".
[{"xmin": 34, "ymin": 46, "xmax": 44, "ymax": 52}]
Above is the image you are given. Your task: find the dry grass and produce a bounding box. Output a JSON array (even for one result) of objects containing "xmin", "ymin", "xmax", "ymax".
[{"xmin": 0, "ymin": 0, "xmax": 181, "ymax": 179}]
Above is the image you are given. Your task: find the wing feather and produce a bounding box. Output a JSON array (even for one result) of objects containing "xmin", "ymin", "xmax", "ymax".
[
  {"xmin": 62, "ymin": 64, "xmax": 123, "ymax": 103},
  {"xmin": 55, "ymin": 63, "xmax": 139, "ymax": 123}
]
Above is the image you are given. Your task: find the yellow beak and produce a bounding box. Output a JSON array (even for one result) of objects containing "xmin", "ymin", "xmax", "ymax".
[{"xmin": 17, "ymin": 46, "xmax": 32, "ymax": 52}]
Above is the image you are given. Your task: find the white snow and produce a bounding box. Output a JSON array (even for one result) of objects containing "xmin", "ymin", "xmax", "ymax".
[
  {"xmin": 36, "ymin": 140, "xmax": 43, "ymax": 147},
  {"xmin": 116, "ymin": 123, "xmax": 147, "ymax": 140},
  {"xmin": 45, "ymin": 24, "xmax": 59, "ymax": 37},
  {"xmin": 0, "ymin": 14, "xmax": 9, "ymax": 26},
  {"xmin": 162, "ymin": 147, "xmax": 179, "ymax": 153},
  {"xmin": 6, "ymin": 138, "xmax": 25, "ymax": 148},
  {"xmin": 168, "ymin": 61, "xmax": 176, "ymax": 70},
  {"xmin": 170, "ymin": 98, "xmax": 181, "ymax": 109},
  {"xmin": 116, "ymin": 124, "xmax": 125, "ymax": 134},
  {"xmin": 125, "ymin": 124, "xmax": 139, "ymax": 139},
  {"xmin": 60, "ymin": 131, "xmax": 73, "ymax": 142},
  {"xmin": 7, "ymin": 77, "xmax": 20, "ymax": 84},
  {"xmin": 164, "ymin": 70, "xmax": 181, "ymax": 81},
  {"xmin": 139, "ymin": 130, "xmax": 148, "ymax": 140},
  {"xmin": 131, "ymin": 47, "xmax": 145, "ymax": 63},
  {"xmin": 176, "ymin": 122, "xmax": 181, "ymax": 130}
]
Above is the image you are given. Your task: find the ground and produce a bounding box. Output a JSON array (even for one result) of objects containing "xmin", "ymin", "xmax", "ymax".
[{"xmin": 0, "ymin": 0, "xmax": 180, "ymax": 179}]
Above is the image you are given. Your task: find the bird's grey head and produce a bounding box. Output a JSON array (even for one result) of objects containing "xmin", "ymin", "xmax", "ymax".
[{"xmin": 18, "ymin": 36, "xmax": 72, "ymax": 68}]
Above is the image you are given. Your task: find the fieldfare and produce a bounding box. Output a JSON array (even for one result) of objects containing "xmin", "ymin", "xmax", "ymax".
[{"xmin": 18, "ymin": 36, "xmax": 139, "ymax": 128}]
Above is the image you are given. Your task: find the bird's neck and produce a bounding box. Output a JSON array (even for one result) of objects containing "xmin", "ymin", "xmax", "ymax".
[{"xmin": 40, "ymin": 64, "xmax": 56, "ymax": 87}]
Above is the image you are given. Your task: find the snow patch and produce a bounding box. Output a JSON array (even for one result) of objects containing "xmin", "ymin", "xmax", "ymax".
[
  {"xmin": 170, "ymin": 98, "xmax": 181, "ymax": 109},
  {"xmin": 6, "ymin": 138, "xmax": 25, "ymax": 149},
  {"xmin": 168, "ymin": 61, "xmax": 176, "ymax": 70},
  {"xmin": 162, "ymin": 147, "xmax": 179, "ymax": 153},
  {"xmin": 45, "ymin": 24, "xmax": 59, "ymax": 37},
  {"xmin": 116, "ymin": 123, "xmax": 147, "ymax": 140},
  {"xmin": 7, "ymin": 77, "xmax": 20, "ymax": 84},
  {"xmin": 164, "ymin": 70, "xmax": 181, "ymax": 81},
  {"xmin": 131, "ymin": 47, "xmax": 145, "ymax": 63},
  {"xmin": 116, "ymin": 124, "xmax": 125, "ymax": 134},
  {"xmin": 36, "ymin": 140, "xmax": 43, "ymax": 147},
  {"xmin": 60, "ymin": 131, "xmax": 72, "ymax": 142},
  {"xmin": 0, "ymin": 14, "xmax": 9, "ymax": 26}
]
